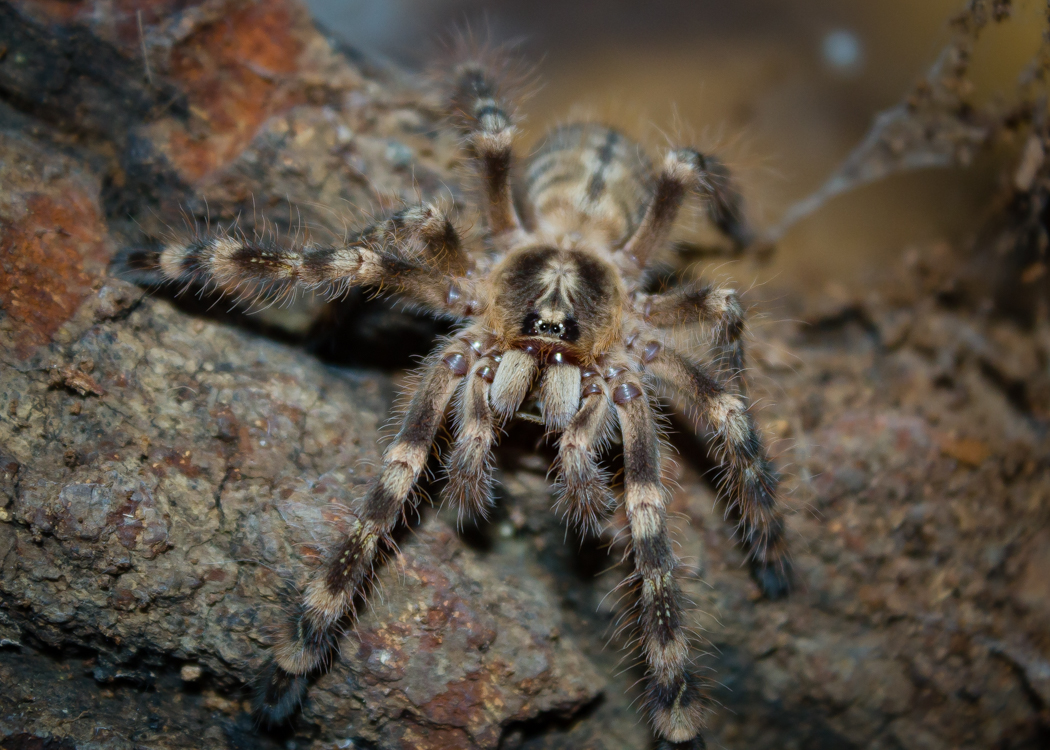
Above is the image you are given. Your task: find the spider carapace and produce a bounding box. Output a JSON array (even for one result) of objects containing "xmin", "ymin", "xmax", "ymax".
[{"xmin": 133, "ymin": 55, "xmax": 791, "ymax": 748}]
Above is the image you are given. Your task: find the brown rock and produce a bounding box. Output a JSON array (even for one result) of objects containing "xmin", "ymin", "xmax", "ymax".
[{"xmin": 0, "ymin": 136, "xmax": 111, "ymax": 360}]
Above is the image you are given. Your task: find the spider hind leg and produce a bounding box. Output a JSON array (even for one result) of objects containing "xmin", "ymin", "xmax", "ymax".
[
  {"xmin": 451, "ymin": 58, "xmax": 524, "ymax": 241},
  {"xmin": 619, "ymin": 147, "xmax": 755, "ymax": 272},
  {"xmin": 641, "ymin": 282, "xmax": 749, "ymax": 392}
]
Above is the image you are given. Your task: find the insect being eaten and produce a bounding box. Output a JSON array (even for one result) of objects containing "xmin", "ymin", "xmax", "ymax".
[{"xmin": 126, "ymin": 46, "xmax": 792, "ymax": 749}]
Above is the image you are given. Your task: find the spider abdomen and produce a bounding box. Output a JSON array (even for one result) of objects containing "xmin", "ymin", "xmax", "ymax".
[{"xmin": 523, "ymin": 123, "xmax": 654, "ymax": 248}]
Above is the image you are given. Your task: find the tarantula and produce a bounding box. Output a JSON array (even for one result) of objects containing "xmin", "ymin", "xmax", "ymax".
[{"xmin": 131, "ymin": 56, "xmax": 790, "ymax": 748}]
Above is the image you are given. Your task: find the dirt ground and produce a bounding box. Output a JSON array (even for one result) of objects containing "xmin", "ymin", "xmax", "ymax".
[{"xmin": 1, "ymin": 1, "xmax": 1049, "ymax": 749}]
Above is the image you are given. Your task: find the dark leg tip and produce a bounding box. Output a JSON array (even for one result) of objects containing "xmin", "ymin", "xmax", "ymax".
[
  {"xmin": 750, "ymin": 559, "xmax": 792, "ymax": 601},
  {"xmin": 254, "ymin": 660, "xmax": 309, "ymax": 726},
  {"xmin": 111, "ymin": 244, "xmax": 164, "ymax": 285}
]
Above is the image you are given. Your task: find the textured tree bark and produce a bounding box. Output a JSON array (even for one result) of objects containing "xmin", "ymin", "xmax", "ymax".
[{"xmin": 1, "ymin": 1, "xmax": 1049, "ymax": 749}]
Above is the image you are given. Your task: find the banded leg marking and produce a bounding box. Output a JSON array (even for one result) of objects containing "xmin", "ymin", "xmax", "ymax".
[
  {"xmin": 610, "ymin": 369, "xmax": 710, "ymax": 744},
  {"xmin": 644, "ymin": 348, "xmax": 789, "ymax": 598},
  {"xmin": 259, "ymin": 338, "xmax": 476, "ymax": 721},
  {"xmin": 452, "ymin": 62, "xmax": 524, "ymax": 240},
  {"xmin": 620, "ymin": 148, "xmax": 754, "ymax": 272}
]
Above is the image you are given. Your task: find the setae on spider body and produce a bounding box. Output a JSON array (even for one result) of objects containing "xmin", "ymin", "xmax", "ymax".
[{"xmin": 130, "ymin": 57, "xmax": 790, "ymax": 749}]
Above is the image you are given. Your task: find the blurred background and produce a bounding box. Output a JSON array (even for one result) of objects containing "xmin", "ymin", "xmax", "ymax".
[{"xmin": 308, "ymin": 0, "xmax": 1045, "ymax": 293}]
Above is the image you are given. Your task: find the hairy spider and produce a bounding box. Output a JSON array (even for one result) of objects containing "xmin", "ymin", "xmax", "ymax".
[{"xmin": 128, "ymin": 53, "xmax": 790, "ymax": 749}]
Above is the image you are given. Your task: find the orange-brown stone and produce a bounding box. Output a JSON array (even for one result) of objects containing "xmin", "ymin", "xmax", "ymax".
[
  {"xmin": 160, "ymin": 0, "xmax": 306, "ymax": 180},
  {"xmin": 0, "ymin": 190, "xmax": 108, "ymax": 359}
]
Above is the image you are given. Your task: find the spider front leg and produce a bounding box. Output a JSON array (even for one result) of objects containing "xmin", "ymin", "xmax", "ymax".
[
  {"xmin": 124, "ymin": 203, "xmax": 480, "ymax": 318},
  {"xmin": 554, "ymin": 366, "xmax": 615, "ymax": 536},
  {"xmin": 640, "ymin": 281, "xmax": 748, "ymax": 390},
  {"xmin": 443, "ymin": 353, "xmax": 499, "ymax": 522},
  {"xmin": 258, "ymin": 336, "xmax": 477, "ymax": 721},
  {"xmin": 619, "ymin": 148, "xmax": 754, "ymax": 271},
  {"xmin": 644, "ymin": 345, "xmax": 790, "ymax": 599},
  {"xmin": 609, "ymin": 367, "xmax": 710, "ymax": 747},
  {"xmin": 452, "ymin": 61, "xmax": 525, "ymax": 242}
]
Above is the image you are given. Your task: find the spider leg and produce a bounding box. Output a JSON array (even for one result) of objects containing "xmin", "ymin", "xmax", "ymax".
[
  {"xmin": 443, "ymin": 355, "xmax": 499, "ymax": 522},
  {"xmin": 127, "ymin": 203, "xmax": 480, "ymax": 318},
  {"xmin": 641, "ymin": 344, "xmax": 790, "ymax": 599},
  {"xmin": 619, "ymin": 148, "xmax": 754, "ymax": 272},
  {"xmin": 257, "ymin": 336, "xmax": 476, "ymax": 722},
  {"xmin": 639, "ymin": 281, "xmax": 748, "ymax": 391},
  {"xmin": 452, "ymin": 61, "xmax": 525, "ymax": 243},
  {"xmin": 539, "ymin": 357, "xmax": 582, "ymax": 430},
  {"xmin": 554, "ymin": 367, "xmax": 615, "ymax": 536},
  {"xmin": 609, "ymin": 365, "xmax": 710, "ymax": 746}
]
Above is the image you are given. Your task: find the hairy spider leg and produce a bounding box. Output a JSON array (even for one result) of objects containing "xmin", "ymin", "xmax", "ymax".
[
  {"xmin": 257, "ymin": 336, "xmax": 478, "ymax": 722},
  {"xmin": 619, "ymin": 148, "xmax": 754, "ymax": 273},
  {"xmin": 608, "ymin": 362, "xmax": 712, "ymax": 745},
  {"xmin": 644, "ymin": 346, "xmax": 790, "ymax": 599},
  {"xmin": 452, "ymin": 61, "xmax": 525, "ymax": 243},
  {"xmin": 640, "ymin": 280, "xmax": 749, "ymax": 392},
  {"xmin": 131, "ymin": 203, "xmax": 481, "ymax": 319}
]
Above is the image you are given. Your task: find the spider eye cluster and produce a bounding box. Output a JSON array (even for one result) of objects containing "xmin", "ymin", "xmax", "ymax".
[
  {"xmin": 522, "ymin": 311, "xmax": 579, "ymax": 342},
  {"xmin": 537, "ymin": 320, "xmax": 563, "ymax": 336}
]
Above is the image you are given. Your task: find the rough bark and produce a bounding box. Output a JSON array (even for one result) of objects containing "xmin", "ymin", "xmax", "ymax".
[{"xmin": 1, "ymin": 1, "xmax": 1049, "ymax": 749}]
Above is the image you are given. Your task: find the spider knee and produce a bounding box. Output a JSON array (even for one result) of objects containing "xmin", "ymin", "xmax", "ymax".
[
  {"xmin": 665, "ymin": 148, "xmax": 726, "ymax": 187},
  {"xmin": 708, "ymin": 392, "xmax": 749, "ymax": 444},
  {"xmin": 663, "ymin": 149, "xmax": 704, "ymax": 186},
  {"xmin": 709, "ymin": 289, "xmax": 745, "ymax": 344},
  {"xmin": 454, "ymin": 63, "xmax": 514, "ymax": 137}
]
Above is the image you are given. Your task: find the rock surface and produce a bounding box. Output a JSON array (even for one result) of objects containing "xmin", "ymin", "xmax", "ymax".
[{"xmin": 1, "ymin": 1, "xmax": 1049, "ymax": 749}]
